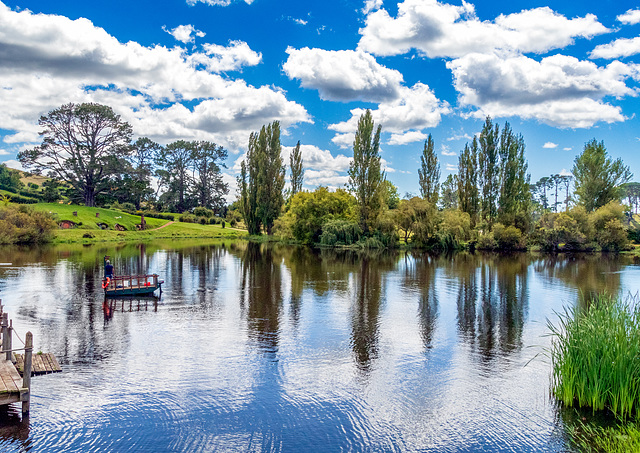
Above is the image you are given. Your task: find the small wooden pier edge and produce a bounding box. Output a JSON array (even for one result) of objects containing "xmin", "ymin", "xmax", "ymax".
[{"xmin": 0, "ymin": 299, "xmax": 62, "ymax": 415}]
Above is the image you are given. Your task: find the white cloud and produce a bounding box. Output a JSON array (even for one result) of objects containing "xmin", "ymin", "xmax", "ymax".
[
  {"xmin": 447, "ymin": 131, "xmax": 472, "ymax": 141},
  {"xmin": 563, "ymin": 147, "xmax": 572, "ymax": 151},
  {"xmin": 0, "ymin": 3, "xmax": 309, "ymax": 153},
  {"xmin": 163, "ymin": 24, "xmax": 205, "ymax": 43},
  {"xmin": 559, "ymin": 168, "xmax": 572, "ymax": 176},
  {"xmin": 388, "ymin": 131, "xmax": 428, "ymax": 145},
  {"xmin": 618, "ymin": 9, "xmax": 640, "ymax": 25},
  {"xmin": 282, "ymin": 144, "xmax": 352, "ymax": 173},
  {"xmin": 293, "ymin": 18, "xmax": 308, "ymax": 25},
  {"xmin": 0, "ymin": 149, "xmax": 9, "ymax": 156},
  {"xmin": 445, "ymin": 163, "xmax": 457, "ymax": 171},
  {"xmin": 441, "ymin": 144, "xmax": 456, "ymax": 156},
  {"xmin": 197, "ymin": 40, "xmax": 262, "ymax": 72},
  {"xmin": 362, "ymin": 0, "xmax": 383, "ymax": 15},
  {"xmin": 590, "ymin": 37, "xmax": 640, "ymax": 60},
  {"xmin": 329, "ymin": 83, "xmax": 450, "ymax": 147},
  {"xmin": 447, "ymin": 53, "xmax": 639, "ymax": 128},
  {"xmin": 358, "ymin": 1, "xmax": 607, "ymax": 58},
  {"xmin": 284, "ymin": 48, "xmax": 404, "ymax": 102},
  {"xmin": 543, "ymin": 142, "xmax": 558, "ymax": 148},
  {"xmin": 3, "ymin": 160, "xmax": 23, "ymax": 171}
]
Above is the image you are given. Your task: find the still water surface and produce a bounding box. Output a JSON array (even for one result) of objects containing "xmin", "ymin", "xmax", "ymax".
[{"xmin": 0, "ymin": 241, "xmax": 638, "ymax": 452}]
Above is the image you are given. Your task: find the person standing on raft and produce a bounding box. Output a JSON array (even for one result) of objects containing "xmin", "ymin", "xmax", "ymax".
[{"xmin": 104, "ymin": 259, "xmax": 114, "ymax": 279}]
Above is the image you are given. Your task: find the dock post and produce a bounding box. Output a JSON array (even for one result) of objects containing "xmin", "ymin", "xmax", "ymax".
[
  {"xmin": 22, "ymin": 331, "xmax": 32, "ymax": 415},
  {"xmin": 6, "ymin": 319, "xmax": 12, "ymax": 361},
  {"xmin": 1, "ymin": 313, "xmax": 8, "ymax": 359}
]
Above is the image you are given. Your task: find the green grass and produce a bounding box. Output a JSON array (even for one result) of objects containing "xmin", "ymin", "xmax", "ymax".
[
  {"xmin": 22, "ymin": 203, "xmax": 247, "ymax": 243},
  {"xmin": 548, "ymin": 294, "xmax": 640, "ymax": 419},
  {"xmin": 568, "ymin": 419, "xmax": 640, "ymax": 453}
]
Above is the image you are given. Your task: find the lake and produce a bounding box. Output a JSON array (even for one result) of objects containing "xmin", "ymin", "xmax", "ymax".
[{"xmin": 0, "ymin": 241, "xmax": 637, "ymax": 452}]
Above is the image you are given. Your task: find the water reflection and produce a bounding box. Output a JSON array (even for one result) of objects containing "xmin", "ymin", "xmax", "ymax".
[
  {"xmin": 237, "ymin": 242, "xmax": 284, "ymax": 359},
  {"xmin": 0, "ymin": 243, "xmax": 637, "ymax": 452}
]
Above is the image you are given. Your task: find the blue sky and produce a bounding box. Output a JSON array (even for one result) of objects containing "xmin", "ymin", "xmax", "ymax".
[{"xmin": 0, "ymin": 0, "xmax": 639, "ymax": 199}]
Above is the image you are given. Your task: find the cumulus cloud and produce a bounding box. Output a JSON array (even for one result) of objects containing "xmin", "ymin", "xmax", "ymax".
[
  {"xmin": 163, "ymin": 24, "xmax": 205, "ymax": 43},
  {"xmin": 0, "ymin": 149, "xmax": 9, "ymax": 156},
  {"xmin": 618, "ymin": 9, "xmax": 640, "ymax": 25},
  {"xmin": 362, "ymin": 0, "xmax": 383, "ymax": 15},
  {"xmin": 329, "ymin": 83, "xmax": 450, "ymax": 147},
  {"xmin": 0, "ymin": 3, "xmax": 309, "ymax": 153},
  {"xmin": 543, "ymin": 142, "xmax": 558, "ymax": 148},
  {"xmin": 358, "ymin": 0, "xmax": 607, "ymax": 58},
  {"xmin": 590, "ymin": 37, "xmax": 640, "ymax": 60},
  {"xmin": 196, "ymin": 40, "xmax": 262, "ymax": 72},
  {"xmin": 3, "ymin": 160, "xmax": 23, "ymax": 171},
  {"xmin": 388, "ymin": 131, "xmax": 428, "ymax": 145},
  {"xmin": 447, "ymin": 53, "xmax": 640, "ymax": 128},
  {"xmin": 284, "ymin": 48, "xmax": 404, "ymax": 102}
]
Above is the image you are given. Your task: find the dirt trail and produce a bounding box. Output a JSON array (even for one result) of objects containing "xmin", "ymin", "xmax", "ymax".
[{"xmin": 149, "ymin": 221, "xmax": 175, "ymax": 230}]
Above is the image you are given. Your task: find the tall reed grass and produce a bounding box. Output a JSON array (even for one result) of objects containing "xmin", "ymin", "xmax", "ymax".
[{"xmin": 548, "ymin": 294, "xmax": 640, "ymax": 419}]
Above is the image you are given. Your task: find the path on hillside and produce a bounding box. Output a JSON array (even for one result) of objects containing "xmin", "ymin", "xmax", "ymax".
[{"xmin": 149, "ymin": 221, "xmax": 175, "ymax": 230}]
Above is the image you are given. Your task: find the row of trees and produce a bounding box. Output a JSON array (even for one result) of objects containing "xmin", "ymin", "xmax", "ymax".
[{"xmin": 17, "ymin": 103, "xmax": 229, "ymax": 212}]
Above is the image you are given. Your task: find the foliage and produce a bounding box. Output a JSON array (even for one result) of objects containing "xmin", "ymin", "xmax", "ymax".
[
  {"xmin": 191, "ymin": 141, "xmax": 228, "ymax": 212},
  {"xmin": 0, "ymin": 164, "xmax": 24, "ymax": 192},
  {"xmin": 438, "ymin": 209, "xmax": 471, "ymax": 245},
  {"xmin": 290, "ymin": 140, "xmax": 304, "ymax": 196},
  {"xmin": 278, "ymin": 187, "xmax": 356, "ymax": 244},
  {"xmin": 457, "ymin": 139, "xmax": 479, "ymax": 227},
  {"xmin": 534, "ymin": 210, "xmax": 589, "ymax": 252},
  {"xmin": 440, "ymin": 174, "xmax": 457, "ymax": 210},
  {"xmin": 591, "ymin": 202, "xmax": 629, "ymax": 251},
  {"xmin": 239, "ymin": 122, "xmax": 285, "ymax": 235},
  {"xmin": 18, "ymin": 103, "xmax": 133, "ymax": 207},
  {"xmin": 0, "ymin": 204, "xmax": 57, "ymax": 244},
  {"xmin": 380, "ymin": 180, "xmax": 400, "ymax": 210},
  {"xmin": 418, "ymin": 134, "xmax": 440, "ymax": 204},
  {"xmin": 319, "ymin": 219, "xmax": 362, "ymax": 246},
  {"xmin": 394, "ymin": 197, "xmax": 429, "ymax": 243},
  {"xmin": 479, "ymin": 116, "xmax": 500, "ymax": 225},
  {"xmin": 567, "ymin": 418, "xmax": 640, "ymax": 453},
  {"xmin": 573, "ymin": 139, "xmax": 632, "ymax": 212},
  {"xmin": 348, "ymin": 109, "xmax": 384, "ymax": 233},
  {"xmin": 549, "ymin": 294, "xmax": 640, "ymax": 419},
  {"xmin": 492, "ymin": 223, "xmax": 524, "ymax": 250},
  {"xmin": 497, "ymin": 122, "xmax": 530, "ymax": 226},
  {"xmin": 193, "ymin": 207, "xmax": 214, "ymax": 218}
]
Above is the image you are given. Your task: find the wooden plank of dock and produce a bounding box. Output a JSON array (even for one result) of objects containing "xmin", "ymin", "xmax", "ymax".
[
  {"xmin": 0, "ymin": 358, "xmax": 24, "ymax": 405},
  {"xmin": 14, "ymin": 353, "xmax": 61, "ymax": 376}
]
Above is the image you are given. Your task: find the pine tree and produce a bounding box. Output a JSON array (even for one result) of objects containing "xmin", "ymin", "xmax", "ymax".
[
  {"xmin": 418, "ymin": 134, "xmax": 440, "ymax": 204},
  {"xmin": 348, "ymin": 110, "xmax": 384, "ymax": 233},
  {"xmin": 290, "ymin": 140, "xmax": 304, "ymax": 196}
]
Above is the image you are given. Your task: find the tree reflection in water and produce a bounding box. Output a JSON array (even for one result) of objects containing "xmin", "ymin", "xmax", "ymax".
[{"xmin": 402, "ymin": 251, "xmax": 439, "ymax": 350}]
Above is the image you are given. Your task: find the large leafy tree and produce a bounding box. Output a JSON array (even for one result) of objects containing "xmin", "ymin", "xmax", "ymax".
[
  {"xmin": 110, "ymin": 137, "xmax": 159, "ymax": 208},
  {"xmin": 157, "ymin": 140, "xmax": 194, "ymax": 213},
  {"xmin": 348, "ymin": 109, "xmax": 384, "ymax": 233},
  {"xmin": 18, "ymin": 103, "xmax": 133, "ymax": 207},
  {"xmin": 191, "ymin": 141, "xmax": 228, "ymax": 212},
  {"xmin": 290, "ymin": 140, "xmax": 304, "ymax": 196},
  {"xmin": 418, "ymin": 134, "xmax": 440, "ymax": 204},
  {"xmin": 572, "ymin": 139, "xmax": 632, "ymax": 212}
]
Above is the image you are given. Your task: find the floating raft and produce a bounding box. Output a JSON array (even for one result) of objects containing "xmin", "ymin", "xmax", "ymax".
[
  {"xmin": 14, "ymin": 353, "xmax": 61, "ymax": 376},
  {"xmin": 0, "ymin": 358, "xmax": 26, "ymax": 405}
]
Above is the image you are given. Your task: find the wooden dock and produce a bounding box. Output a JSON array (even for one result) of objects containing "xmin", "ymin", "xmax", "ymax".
[{"xmin": 0, "ymin": 299, "xmax": 61, "ymax": 415}]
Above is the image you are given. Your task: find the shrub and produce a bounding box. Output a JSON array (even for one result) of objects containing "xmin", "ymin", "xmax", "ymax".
[
  {"xmin": 492, "ymin": 223, "xmax": 524, "ymax": 250},
  {"xmin": 319, "ymin": 219, "xmax": 362, "ymax": 246},
  {"xmin": 477, "ymin": 231, "xmax": 497, "ymax": 250},
  {"xmin": 193, "ymin": 207, "xmax": 214, "ymax": 218},
  {"xmin": 0, "ymin": 205, "xmax": 57, "ymax": 244},
  {"xmin": 180, "ymin": 214, "xmax": 197, "ymax": 223},
  {"xmin": 221, "ymin": 220, "xmax": 226, "ymax": 229},
  {"xmin": 591, "ymin": 202, "xmax": 629, "ymax": 251}
]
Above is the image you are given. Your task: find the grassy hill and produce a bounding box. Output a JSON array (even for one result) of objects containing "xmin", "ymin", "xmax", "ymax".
[{"xmin": 26, "ymin": 203, "xmax": 246, "ymax": 243}]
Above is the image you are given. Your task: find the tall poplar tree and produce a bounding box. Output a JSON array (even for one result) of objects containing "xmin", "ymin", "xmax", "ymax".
[
  {"xmin": 348, "ymin": 110, "xmax": 384, "ymax": 233},
  {"xmin": 418, "ymin": 134, "xmax": 440, "ymax": 204},
  {"xmin": 478, "ymin": 117, "xmax": 500, "ymax": 226},
  {"xmin": 290, "ymin": 140, "xmax": 304, "ymax": 196},
  {"xmin": 457, "ymin": 137, "xmax": 479, "ymax": 226},
  {"xmin": 239, "ymin": 121, "xmax": 285, "ymax": 235},
  {"xmin": 497, "ymin": 122, "xmax": 529, "ymax": 223}
]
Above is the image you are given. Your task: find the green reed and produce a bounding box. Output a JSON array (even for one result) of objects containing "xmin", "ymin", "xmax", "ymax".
[{"xmin": 548, "ymin": 294, "xmax": 640, "ymax": 419}]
